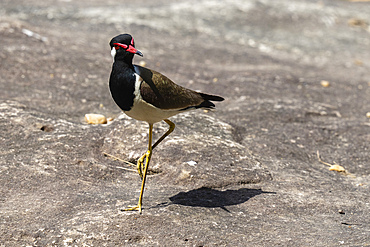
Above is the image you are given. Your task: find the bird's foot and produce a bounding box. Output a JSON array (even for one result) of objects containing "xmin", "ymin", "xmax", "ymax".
[{"xmin": 121, "ymin": 204, "xmax": 142, "ymax": 213}]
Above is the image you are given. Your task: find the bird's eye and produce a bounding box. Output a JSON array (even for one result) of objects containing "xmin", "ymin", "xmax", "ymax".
[{"xmin": 113, "ymin": 43, "xmax": 128, "ymax": 50}]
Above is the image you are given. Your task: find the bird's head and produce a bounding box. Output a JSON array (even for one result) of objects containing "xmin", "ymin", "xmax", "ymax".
[{"xmin": 109, "ymin": 34, "xmax": 143, "ymax": 62}]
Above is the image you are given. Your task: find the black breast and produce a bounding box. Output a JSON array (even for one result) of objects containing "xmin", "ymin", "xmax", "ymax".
[{"xmin": 109, "ymin": 62, "xmax": 136, "ymax": 111}]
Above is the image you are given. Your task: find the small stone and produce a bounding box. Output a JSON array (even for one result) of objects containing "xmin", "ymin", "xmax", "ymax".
[
  {"xmin": 366, "ymin": 112, "xmax": 370, "ymax": 118},
  {"xmin": 320, "ymin": 80, "xmax": 330, "ymax": 87},
  {"xmin": 187, "ymin": 161, "xmax": 197, "ymax": 166},
  {"xmin": 85, "ymin": 113, "xmax": 107, "ymax": 124}
]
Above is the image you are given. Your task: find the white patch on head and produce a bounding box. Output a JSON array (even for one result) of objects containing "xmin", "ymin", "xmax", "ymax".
[{"xmin": 111, "ymin": 47, "xmax": 116, "ymax": 62}]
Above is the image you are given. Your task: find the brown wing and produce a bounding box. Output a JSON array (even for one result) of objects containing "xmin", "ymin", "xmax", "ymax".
[{"xmin": 134, "ymin": 65, "xmax": 204, "ymax": 110}]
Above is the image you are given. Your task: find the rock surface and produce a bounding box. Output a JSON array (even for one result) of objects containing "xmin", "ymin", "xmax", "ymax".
[{"xmin": 0, "ymin": 0, "xmax": 369, "ymax": 246}]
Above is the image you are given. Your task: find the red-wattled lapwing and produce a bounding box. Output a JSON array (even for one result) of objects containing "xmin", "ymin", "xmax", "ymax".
[{"xmin": 109, "ymin": 34, "xmax": 224, "ymax": 213}]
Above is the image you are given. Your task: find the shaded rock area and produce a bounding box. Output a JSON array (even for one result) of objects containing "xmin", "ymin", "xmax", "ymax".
[{"xmin": 0, "ymin": 0, "xmax": 369, "ymax": 246}]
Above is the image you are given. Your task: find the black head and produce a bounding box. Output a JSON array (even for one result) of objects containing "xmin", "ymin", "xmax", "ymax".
[{"xmin": 109, "ymin": 34, "xmax": 143, "ymax": 63}]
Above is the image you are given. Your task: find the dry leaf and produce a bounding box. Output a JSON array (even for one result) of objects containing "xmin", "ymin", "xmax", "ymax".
[
  {"xmin": 329, "ymin": 164, "xmax": 346, "ymax": 172},
  {"xmin": 316, "ymin": 151, "xmax": 351, "ymax": 175}
]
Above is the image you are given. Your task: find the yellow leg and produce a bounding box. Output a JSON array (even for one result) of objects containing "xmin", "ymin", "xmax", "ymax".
[
  {"xmin": 123, "ymin": 119, "xmax": 175, "ymax": 213},
  {"xmin": 136, "ymin": 153, "xmax": 147, "ymax": 179},
  {"xmin": 137, "ymin": 119, "xmax": 175, "ymax": 179},
  {"xmin": 123, "ymin": 123, "xmax": 153, "ymax": 213},
  {"xmin": 152, "ymin": 119, "xmax": 175, "ymax": 150}
]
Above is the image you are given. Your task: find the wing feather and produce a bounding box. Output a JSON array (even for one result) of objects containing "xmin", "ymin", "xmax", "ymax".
[{"xmin": 134, "ymin": 65, "xmax": 205, "ymax": 110}]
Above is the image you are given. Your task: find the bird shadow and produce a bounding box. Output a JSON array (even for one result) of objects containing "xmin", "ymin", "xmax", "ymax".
[{"xmin": 153, "ymin": 187, "xmax": 276, "ymax": 212}]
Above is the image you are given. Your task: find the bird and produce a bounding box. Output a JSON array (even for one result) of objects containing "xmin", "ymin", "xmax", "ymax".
[{"xmin": 108, "ymin": 34, "xmax": 224, "ymax": 213}]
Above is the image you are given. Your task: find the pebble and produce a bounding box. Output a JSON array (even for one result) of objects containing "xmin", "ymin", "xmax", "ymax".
[
  {"xmin": 85, "ymin": 114, "xmax": 107, "ymax": 124},
  {"xmin": 320, "ymin": 80, "xmax": 330, "ymax": 87}
]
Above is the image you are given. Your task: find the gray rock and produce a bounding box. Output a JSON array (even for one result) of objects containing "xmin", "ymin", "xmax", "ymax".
[{"xmin": 102, "ymin": 112, "xmax": 271, "ymax": 189}]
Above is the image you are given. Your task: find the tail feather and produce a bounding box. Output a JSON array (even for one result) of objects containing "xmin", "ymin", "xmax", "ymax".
[
  {"xmin": 199, "ymin": 93, "xmax": 224, "ymax": 102},
  {"xmin": 196, "ymin": 93, "xmax": 224, "ymax": 109},
  {"xmin": 180, "ymin": 92, "xmax": 224, "ymax": 111}
]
